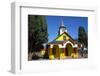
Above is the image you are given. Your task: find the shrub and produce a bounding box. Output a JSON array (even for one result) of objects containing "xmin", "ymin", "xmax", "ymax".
[{"xmin": 43, "ymin": 51, "xmax": 49, "ymax": 59}]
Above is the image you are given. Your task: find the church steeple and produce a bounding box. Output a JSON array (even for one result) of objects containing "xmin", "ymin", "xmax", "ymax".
[
  {"xmin": 58, "ymin": 17, "xmax": 67, "ymax": 35},
  {"xmin": 61, "ymin": 17, "xmax": 64, "ymax": 26}
]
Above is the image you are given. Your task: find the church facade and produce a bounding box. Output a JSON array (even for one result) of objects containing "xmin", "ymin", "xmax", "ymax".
[{"xmin": 46, "ymin": 19, "xmax": 79, "ymax": 60}]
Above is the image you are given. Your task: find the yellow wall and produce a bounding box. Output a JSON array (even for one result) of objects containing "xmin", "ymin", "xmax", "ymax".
[{"xmin": 55, "ymin": 33, "xmax": 69, "ymax": 41}]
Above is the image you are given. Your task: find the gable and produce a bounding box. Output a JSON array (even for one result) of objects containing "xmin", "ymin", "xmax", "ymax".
[
  {"xmin": 55, "ymin": 32, "xmax": 76, "ymax": 43},
  {"xmin": 55, "ymin": 33, "xmax": 69, "ymax": 41}
]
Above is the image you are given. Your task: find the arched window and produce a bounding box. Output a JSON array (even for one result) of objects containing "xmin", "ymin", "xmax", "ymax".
[{"xmin": 63, "ymin": 35, "xmax": 66, "ymax": 40}]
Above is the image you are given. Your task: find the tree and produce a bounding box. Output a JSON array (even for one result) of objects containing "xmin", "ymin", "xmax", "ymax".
[
  {"xmin": 28, "ymin": 15, "xmax": 48, "ymax": 53},
  {"xmin": 78, "ymin": 26, "xmax": 88, "ymax": 47}
]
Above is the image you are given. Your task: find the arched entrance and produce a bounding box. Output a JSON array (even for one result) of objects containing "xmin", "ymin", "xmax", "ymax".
[
  {"xmin": 52, "ymin": 45, "xmax": 60, "ymax": 58},
  {"xmin": 65, "ymin": 43, "xmax": 73, "ymax": 56}
]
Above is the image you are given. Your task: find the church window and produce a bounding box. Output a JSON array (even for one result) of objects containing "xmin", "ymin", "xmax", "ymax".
[
  {"xmin": 62, "ymin": 28, "xmax": 65, "ymax": 32},
  {"xmin": 63, "ymin": 35, "xmax": 66, "ymax": 40}
]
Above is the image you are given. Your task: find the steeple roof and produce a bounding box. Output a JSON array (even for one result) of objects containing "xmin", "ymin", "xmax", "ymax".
[
  {"xmin": 59, "ymin": 17, "xmax": 66, "ymax": 28},
  {"xmin": 61, "ymin": 17, "xmax": 64, "ymax": 26}
]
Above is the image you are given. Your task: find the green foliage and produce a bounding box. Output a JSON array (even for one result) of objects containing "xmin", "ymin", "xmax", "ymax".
[
  {"xmin": 78, "ymin": 26, "xmax": 88, "ymax": 47},
  {"xmin": 28, "ymin": 15, "xmax": 48, "ymax": 53},
  {"xmin": 43, "ymin": 51, "xmax": 49, "ymax": 59}
]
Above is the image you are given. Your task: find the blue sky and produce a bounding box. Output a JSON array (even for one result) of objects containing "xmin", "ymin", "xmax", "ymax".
[{"xmin": 45, "ymin": 16, "xmax": 88, "ymax": 42}]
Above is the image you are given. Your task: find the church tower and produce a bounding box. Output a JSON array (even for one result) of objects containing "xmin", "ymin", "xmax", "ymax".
[{"xmin": 58, "ymin": 18, "xmax": 67, "ymax": 36}]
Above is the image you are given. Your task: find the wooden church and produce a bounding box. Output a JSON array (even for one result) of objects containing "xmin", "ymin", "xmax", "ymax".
[{"xmin": 46, "ymin": 19, "xmax": 79, "ymax": 59}]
